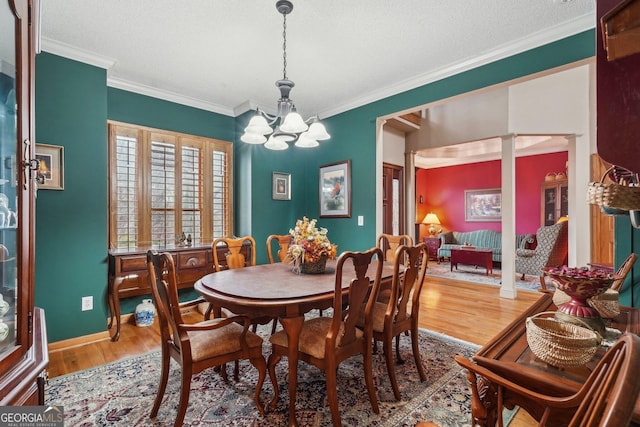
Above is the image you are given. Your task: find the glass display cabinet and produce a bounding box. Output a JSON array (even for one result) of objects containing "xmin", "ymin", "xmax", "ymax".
[
  {"xmin": 0, "ymin": 0, "xmax": 48, "ymax": 405},
  {"xmin": 541, "ymin": 179, "xmax": 568, "ymax": 226}
]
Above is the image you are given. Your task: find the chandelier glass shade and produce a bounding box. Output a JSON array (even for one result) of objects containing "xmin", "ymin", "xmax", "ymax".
[{"xmin": 240, "ymin": 0, "xmax": 330, "ymax": 150}]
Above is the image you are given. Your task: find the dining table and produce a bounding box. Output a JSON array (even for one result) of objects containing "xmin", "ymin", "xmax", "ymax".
[{"xmin": 194, "ymin": 259, "xmax": 396, "ymax": 427}]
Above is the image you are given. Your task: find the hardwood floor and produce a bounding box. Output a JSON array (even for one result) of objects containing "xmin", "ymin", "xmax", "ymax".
[{"xmin": 47, "ymin": 275, "xmax": 542, "ymax": 425}]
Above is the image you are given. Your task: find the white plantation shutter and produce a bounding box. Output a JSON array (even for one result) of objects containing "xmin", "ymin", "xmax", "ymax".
[
  {"xmin": 113, "ymin": 131, "xmax": 138, "ymax": 249},
  {"xmin": 108, "ymin": 122, "xmax": 232, "ymax": 249}
]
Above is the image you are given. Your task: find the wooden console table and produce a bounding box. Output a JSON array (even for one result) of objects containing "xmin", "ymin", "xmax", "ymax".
[
  {"xmin": 450, "ymin": 248, "xmax": 493, "ymax": 275},
  {"xmin": 464, "ymin": 293, "xmax": 640, "ymax": 426},
  {"xmin": 107, "ymin": 243, "xmax": 251, "ymax": 341}
]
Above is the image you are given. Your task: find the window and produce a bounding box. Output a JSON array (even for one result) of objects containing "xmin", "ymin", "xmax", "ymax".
[{"xmin": 108, "ymin": 122, "xmax": 233, "ymax": 249}]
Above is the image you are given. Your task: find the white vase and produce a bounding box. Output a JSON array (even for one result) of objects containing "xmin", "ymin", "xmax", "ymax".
[
  {"xmin": 0, "ymin": 321, "xmax": 8, "ymax": 342},
  {"xmin": 0, "ymin": 295, "xmax": 8, "ymax": 317},
  {"xmin": 135, "ymin": 299, "xmax": 156, "ymax": 327}
]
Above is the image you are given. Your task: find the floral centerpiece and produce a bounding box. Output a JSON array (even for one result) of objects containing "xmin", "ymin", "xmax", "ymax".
[{"xmin": 287, "ymin": 217, "xmax": 337, "ymax": 274}]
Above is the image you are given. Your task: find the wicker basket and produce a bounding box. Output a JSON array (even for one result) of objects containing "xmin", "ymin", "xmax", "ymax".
[
  {"xmin": 552, "ymin": 289, "xmax": 620, "ymax": 319},
  {"xmin": 589, "ymin": 289, "xmax": 621, "ymax": 319},
  {"xmin": 526, "ymin": 312, "xmax": 601, "ymax": 368},
  {"xmin": 587, "ymin": 166, "xmax": 640, "ymax": 211}
]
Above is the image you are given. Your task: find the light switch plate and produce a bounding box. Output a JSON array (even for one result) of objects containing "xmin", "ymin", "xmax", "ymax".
[{"xmin": 357, "ymin": 216, "xmax": 364, "ymax": 226}]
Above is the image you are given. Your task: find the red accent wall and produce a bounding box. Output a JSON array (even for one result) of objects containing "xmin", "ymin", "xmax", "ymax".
[{"xmin": 416, "ymin": 152, "xmax": 568, "ymax": 240}]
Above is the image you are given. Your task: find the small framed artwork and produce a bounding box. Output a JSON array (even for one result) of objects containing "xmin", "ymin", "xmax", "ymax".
[
  {"xmin": 35, "ymin": 143, "xmax": 64, "ymax": 190},
  {"xmin": 272, "ymin": 172, "xmax": 291, "ymax": 200},
  {"xmin": 464, "ymin": 188, "xmax": 501, "ymax": 222},
  {"xmin": 319, "ymin": 160, "xmax": 351, "ymax": 218}
]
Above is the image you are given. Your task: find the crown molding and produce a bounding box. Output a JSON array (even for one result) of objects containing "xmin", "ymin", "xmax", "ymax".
[
  {"xmin": 40, "ymin": 13, "xmax": 594, "ymax": 120},
  {"xmin": 40, "ymin": 37, "xmax": 116, "ymax": 70},
  {"xmin": 107, "ymin": 77, "xmax": 234, "ymax": 116},
  {"xmin": 318, "ymin": 13, "xmax": 595, "ymax": 119}
]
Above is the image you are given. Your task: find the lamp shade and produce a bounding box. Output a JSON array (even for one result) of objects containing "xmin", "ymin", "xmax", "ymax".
[
  {"xmin": 294, "ymin": 132, "xmax": 319, "ymax": 148},
  {"xmin": 306, "ymin": 122, "xmax": 330, "ymax": 141},
  {"xmin": 422, "ymin": 213, "xmax": 441, "ymax": 225},
  {"xmin": 264, "ymin": 135, "xmax": 289, "ymax": 150},
  {"xmin": 244, "ymin": 115, "xmax": 273, "ymax": 135},
  {"xmin": 279, "ymin": 112, "xmax": 308, "ymax": 133}
]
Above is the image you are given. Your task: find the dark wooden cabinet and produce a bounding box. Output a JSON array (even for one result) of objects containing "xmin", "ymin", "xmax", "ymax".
[
  {"xmin": 423, "ymin": 237, "xmax": 441, "ymax": 261},
  {"xmin": 0, "ymin": 0, "xmax": 48, "ymax": 406},
  {"xmin": 541, "ymin": 179, "xmax": 568, "ymax": 226},
  {"xmin": 107, "ymin": 243, "xmax": 252, "ymax": 341}
]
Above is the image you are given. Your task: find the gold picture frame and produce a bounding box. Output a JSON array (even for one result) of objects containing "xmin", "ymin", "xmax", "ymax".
[{"xmin": 35, "ymin": 143, "xmax": 64, "ymax": 190}]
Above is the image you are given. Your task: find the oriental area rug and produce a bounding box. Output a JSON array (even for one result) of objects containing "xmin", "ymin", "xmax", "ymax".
[
  {"xmin": 45, "ymin": 324, "xmax": 487, "ymax": 426},
  {"xmin": 426, "ymin": 261, "xmax": 547, "ymax": 292}
]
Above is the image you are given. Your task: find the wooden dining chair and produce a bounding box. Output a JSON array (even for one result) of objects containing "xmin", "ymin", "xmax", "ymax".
[
  {"xmin": 266, "ymin": 234, "xmax": 292, "ymax": 264},
  {"xmin": 377, "ymin": 233, "xmax": 413, "ymax": 263},
  {"xmin": 455, "ymin": 332, "xmax": 640, "ymax": 427},
  {"xmin": 146, "ymin": 250, "xmax": 267, "ymax": 427},
  {"xmin": 610, "ymin": 252, "xmax": 637, "ymax": 291},
  {"xmin": 267, "ymin": 247, "xmax": 384, "ymax": 426},
  {"xmin": 377, "ymin": 233, "xmax": 414, "ymax": 303},
  {"xmin": 363, "ymin": 243, "xmax": 429, "ymax": 400},
  {"xmin": 212, "ymin": 236, "xmax": 257, "ymax": 271},
  {"xmin": 210, "ymin": 235, "xmax": 276, "ymax": 335}
]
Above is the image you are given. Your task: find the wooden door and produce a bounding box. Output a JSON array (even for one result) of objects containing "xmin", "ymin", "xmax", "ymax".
[
  {"xmin": 382, "ymin": 163, "xmax": 404, "ymax": 236},
  {"xmin": 591, "ymin": 154, "xmax": 615, "ymax": 267}
]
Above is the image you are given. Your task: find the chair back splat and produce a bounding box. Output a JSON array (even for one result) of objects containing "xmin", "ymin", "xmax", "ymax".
[{"xmin": 266, "ymin": 234, "xmax": 292, "ymax": 264}]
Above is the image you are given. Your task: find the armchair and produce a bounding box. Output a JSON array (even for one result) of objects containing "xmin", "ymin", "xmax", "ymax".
[{"xmin": 515, "ymin": 221, "xmax": 568, "ymax": 291}]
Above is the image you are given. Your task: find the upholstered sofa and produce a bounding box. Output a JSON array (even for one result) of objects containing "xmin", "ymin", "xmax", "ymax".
[{"xmin": 437, "ymin": 229, "xmax": 535, "ymax": 263}]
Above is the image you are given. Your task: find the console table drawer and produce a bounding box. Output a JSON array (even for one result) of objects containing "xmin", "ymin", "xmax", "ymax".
[
  {"xmin": 177, "ymin": 251, "xmax": 208, "ymax": 269},
  {"xmin": 119, "ymin": 255, "xmax": 148, "ymax": 272}
]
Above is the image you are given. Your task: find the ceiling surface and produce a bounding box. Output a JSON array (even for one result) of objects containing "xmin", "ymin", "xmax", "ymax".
[{"xmin": 39, "ymin": 0, "xmax": 596, "ymax": 120}]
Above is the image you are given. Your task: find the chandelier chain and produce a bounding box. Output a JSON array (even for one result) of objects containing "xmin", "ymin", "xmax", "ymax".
[{"xmin": 282, "ymin": 14, "xmax": 287, "ymax": 80}]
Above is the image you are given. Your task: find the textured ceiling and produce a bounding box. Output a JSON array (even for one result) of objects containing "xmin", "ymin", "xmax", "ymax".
[{"xmin": 39, "ymin": 0, "xmax": 595, "ymax": 120}]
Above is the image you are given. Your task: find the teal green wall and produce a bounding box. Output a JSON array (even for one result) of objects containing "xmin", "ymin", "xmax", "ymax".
[
  {"xmin": 34, "ymin": 53, "xmax": 109, "ymax": 342},
  {"xmin": 35, "ymin": 30, "xmax": 600, "ymax": 343},
  {"xmin": 615, "ymin": 217, "xmax": 640, "ymax": 307}
]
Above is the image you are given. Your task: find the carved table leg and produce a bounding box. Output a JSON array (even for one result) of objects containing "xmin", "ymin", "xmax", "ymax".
[{"xmin": 278, "ymin": 315, "xmax": 304, "ymax": 427}]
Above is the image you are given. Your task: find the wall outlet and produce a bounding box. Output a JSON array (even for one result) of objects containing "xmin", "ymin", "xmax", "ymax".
[
  {"xmin": 357, "ymin": 215, "xmax": 364, "ymax": 226},
  {"xmin": 81, "ymin": 296, "xmax": 93, "ymax": 311}
]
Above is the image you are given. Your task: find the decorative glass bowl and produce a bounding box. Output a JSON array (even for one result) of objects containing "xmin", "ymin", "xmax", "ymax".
[{"xmin": 543, "ymin": 266, "xmax": 620, "ymax": 318}]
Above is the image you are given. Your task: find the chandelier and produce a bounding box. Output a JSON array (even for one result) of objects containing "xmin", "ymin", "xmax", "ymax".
[{"xmin": 240, "ymin": 0, "xmax": 330, "ymax": 150}]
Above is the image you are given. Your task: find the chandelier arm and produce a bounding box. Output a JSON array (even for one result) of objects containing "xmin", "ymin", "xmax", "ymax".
[{"xmin": 256, "ymin": 108, "xmax": 279, "ymax": 126}]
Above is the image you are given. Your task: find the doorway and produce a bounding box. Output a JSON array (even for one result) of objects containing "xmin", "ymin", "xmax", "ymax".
[{"xmin": 382, "ymin": 162, "xmax": 405, "ymax": 236}]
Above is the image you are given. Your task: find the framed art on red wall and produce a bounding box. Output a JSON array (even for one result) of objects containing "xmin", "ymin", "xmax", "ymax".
[{"xmin": 465, "ymin": 188, "xmax": 501, "ymax": 222}]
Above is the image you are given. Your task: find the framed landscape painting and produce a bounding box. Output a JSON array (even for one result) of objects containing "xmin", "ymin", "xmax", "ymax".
[
  {"xmin": 465, "ymin": 188, "xmax": 501, "ymax": 221},
  {"xmin": 319, "ymin": 160, "xmax": 351, "ymax": 218}
]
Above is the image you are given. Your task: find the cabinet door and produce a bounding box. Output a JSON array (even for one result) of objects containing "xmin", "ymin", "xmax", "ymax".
[
  {"xmin": 0, "ymin": 0, "xmax": 36, "ymax": 373},
  {"xmin": 542, "ymin": 185, "xmax": 558, "ymax": 226}
]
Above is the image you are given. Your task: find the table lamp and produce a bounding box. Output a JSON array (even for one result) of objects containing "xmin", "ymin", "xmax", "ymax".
[{"xmin": 422, "ymin": 212, "xmax": 441, "ymax": 236}]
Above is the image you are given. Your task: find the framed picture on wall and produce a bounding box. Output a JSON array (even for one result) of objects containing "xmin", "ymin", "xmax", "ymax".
[
  {"xmin": 272, "ymin": 172, "xmax": 291, "ymax": 200},
  {"xmin": 464, "ymin": 188, "xmax": 501, "ymax": 221},
  {"xmin": 35, "ymin": 143, "xmax": 64, "ymax": 190},
  {"xmin": 319, "ymin": 160, "xmax": 351, "ymax": 218}
]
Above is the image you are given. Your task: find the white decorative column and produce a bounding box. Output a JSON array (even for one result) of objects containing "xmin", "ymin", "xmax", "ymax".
[
  {"xmin": 375, "ymin": 118, "xmax": 387, "ymax": 239},
  {"xmin": 405, "ymin": 150, "xmax": 416, "ymax": 242},
  {"xmin": 500, "ymin": 134, "xmax": 517, "ymax": 299}
]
